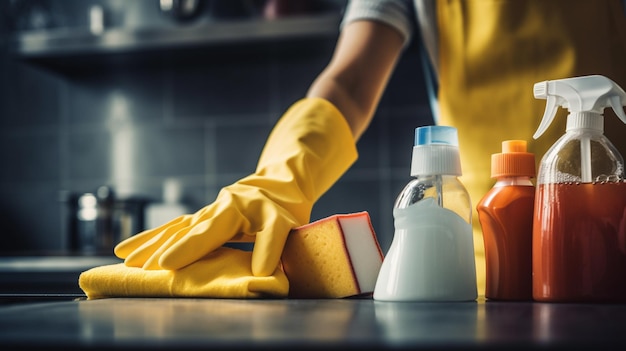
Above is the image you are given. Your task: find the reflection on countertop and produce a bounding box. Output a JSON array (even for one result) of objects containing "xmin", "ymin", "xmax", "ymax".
[{"xmin": 1, "ymin": 298, "xmax": 626, "ymax": 350}]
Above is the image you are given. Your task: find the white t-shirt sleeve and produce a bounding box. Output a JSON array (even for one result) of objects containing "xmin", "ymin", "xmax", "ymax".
[{"xmin": 340, "ymin": 0, "xmax": 414, "ymax": 48}]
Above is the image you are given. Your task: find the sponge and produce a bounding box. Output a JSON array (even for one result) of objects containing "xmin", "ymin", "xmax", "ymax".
[{"xmin": 281, "ymin": 211, "xmax": 384, "ymax": 298}]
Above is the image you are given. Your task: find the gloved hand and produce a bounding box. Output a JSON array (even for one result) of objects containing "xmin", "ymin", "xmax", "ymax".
[{"xmin": 114, "ymin": 98, "xmax": 358, "ymax": 276}]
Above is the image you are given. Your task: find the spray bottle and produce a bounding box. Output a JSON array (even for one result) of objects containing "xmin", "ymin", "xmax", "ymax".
[
  {"xmin": 532, "ymin": 75, "xmax": 626, "ymax": 302},
  {"xmin": 373, "ymin": 126, "xmax": 477, "ymax": 301},
  {"xmin": 477, "ymin": 140, "xmax": 535, "ymax": 301}
]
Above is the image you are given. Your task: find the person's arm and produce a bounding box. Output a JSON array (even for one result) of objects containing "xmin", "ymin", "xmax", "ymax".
[
  {"xmin": 114, "ymin": 18, "xmax": 408, "ymax": 278},
  {"xmin": 307, "ymin": 19, "xmax": 406, "ymax": 141}
]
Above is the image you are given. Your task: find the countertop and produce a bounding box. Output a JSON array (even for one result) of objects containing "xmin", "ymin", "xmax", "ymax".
[
  {"xmin": 1, "ymin": 256, "xmax": 625, "ymax": 349},
  {"xmin": 1, "ymin": 297, "xmax": 625, "ymax": 350}
]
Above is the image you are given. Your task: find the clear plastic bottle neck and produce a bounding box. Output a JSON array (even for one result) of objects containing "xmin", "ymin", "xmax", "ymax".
[{"xmin": 395, "ymin": 174, "xmax": 471, "ymax": 223}]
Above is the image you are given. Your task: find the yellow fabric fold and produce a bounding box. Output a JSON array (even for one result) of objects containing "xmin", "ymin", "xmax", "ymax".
[{"xmin": 79, "ymin": 247, "xmax": 289, "ymax": 299}]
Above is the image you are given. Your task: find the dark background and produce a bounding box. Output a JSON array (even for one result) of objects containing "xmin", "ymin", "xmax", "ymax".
[{"xmin": 0, "ymin": 0, "xmax": 433, "ymax": 256}]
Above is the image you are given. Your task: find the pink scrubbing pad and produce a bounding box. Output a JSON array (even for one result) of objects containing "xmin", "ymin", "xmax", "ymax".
[{"xmin": 281, "ymin": 211, "xmax": 384, "ymax": 298}]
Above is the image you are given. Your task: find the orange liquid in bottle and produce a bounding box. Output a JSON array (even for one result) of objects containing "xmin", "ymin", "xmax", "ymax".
[
  {"xmin": 533, "ymin": 182, "xmax": 626, "ymax": 302},
  {"xmin": 478, "ymin": 185, "xmax": 534, "ymax": 300}
]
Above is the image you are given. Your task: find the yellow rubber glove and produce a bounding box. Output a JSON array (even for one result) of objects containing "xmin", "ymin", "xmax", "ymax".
[{"xmin": 114, "ymin": 98, "xmax": 358, "ymax": 276}]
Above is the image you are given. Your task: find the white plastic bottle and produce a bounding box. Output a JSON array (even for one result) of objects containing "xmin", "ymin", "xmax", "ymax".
[
  {"xmin": 532, "ymin": 75, "xmax": 626, "ymax": 302},
  {"xmin": 374, "ymin": 126, "xmax": 477, "ymax": 301}
]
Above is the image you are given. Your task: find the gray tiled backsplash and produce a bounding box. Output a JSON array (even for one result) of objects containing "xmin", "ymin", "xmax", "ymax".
[
  {"xmin": 171, "ymin": 58, "xmax": 273, "ymax": 117},
  {"xmin": 131, "ymin": 125, "xmax": 208, "ymax": 178},
  {"xmin": 0, "ymin": 1, "xmax": 433, "ymax": 255},
  {"xmin": 68, "ymin": 69, "xmax": 165, "ymax": 125},
  {"xmin": 0, "ymin": 129, "xmax": 61, "ymax": 183},
  {"xmin": 66, "ymin": 129, "xmax": 113, "ymax": 181},
  {"xmin": 0, "ymin": 63, "xmax": 62, "ymax": 128},
  {"xmin": 0, "ymin": 182, "xmax": 64, "ymax": 252}
]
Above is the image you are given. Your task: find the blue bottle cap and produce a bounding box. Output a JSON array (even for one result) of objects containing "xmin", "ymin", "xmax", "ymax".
[
  {"xmin": 411, "ymin": 126, "xmax": 461, "ymax": 176},
  {"xmin": 415, "ymin": 126, "xmax": 458, "ymax": 147}
]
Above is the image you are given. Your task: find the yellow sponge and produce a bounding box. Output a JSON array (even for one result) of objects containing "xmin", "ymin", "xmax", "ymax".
[{"xmin": 281, "ymin": 211, "xmax": 384, "ymax": 298}]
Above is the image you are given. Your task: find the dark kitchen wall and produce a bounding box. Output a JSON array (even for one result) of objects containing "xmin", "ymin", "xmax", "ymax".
[{"xmin": 0, "ymin": 0, "xmax": 432, "ymax": 255}]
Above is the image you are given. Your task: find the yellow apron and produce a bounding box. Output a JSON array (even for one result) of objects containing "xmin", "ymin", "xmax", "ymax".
[{"xmin": 437, "ymin": 0, "xmax": 626, "ymax": 297}]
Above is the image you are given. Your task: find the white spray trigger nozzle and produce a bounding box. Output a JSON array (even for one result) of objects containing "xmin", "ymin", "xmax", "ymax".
[
  {"xmin": 610, "ymin": 95, "xmax": 626, "ymax": 123},
  {"xmin": 533, "ymin": 75, "xmax": 626, "ymax": 139}
]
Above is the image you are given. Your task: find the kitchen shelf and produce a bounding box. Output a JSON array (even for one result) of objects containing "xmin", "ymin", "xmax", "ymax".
[{"xmin": 9, "ymin": 13, "xmax": 342, "ymax": 71}]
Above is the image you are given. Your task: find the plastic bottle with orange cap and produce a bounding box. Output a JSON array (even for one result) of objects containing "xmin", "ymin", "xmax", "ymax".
[{"xmin": 476, "ymin": 140, "xmax": 536, "ymax": 301}]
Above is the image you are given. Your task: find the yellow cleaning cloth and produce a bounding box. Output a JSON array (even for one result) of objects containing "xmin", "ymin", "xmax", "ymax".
[{"xmin": 79, "ymin": 247, "xmax": 289, "ymax": 299}]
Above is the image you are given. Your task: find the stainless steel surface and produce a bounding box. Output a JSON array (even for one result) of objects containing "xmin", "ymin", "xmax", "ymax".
[
  {"xmin": 0, "ymin": 298, "xmax": 625, "ymax": 349},
  {"xmin": 11, "ymin": 13, "xmax": 342, "ymax": 58},
  {"xmin": 0, "ymin": 256, "xmax": 122, "ymax": 300},
  {"xmin": 0, "ymin": 256, "xmax": 122, "ymax": 272}
]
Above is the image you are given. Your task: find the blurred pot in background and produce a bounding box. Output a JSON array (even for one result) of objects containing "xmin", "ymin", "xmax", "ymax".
[
  {"xmin": 63, "ymin": 186, "xmax": 150, "ymax": 255},
  {"xmin": 158, "ymin": 0, "xmax": 205, "ymax": 22}
]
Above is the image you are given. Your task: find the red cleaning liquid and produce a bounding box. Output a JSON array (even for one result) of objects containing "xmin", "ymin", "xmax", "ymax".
[
  {"xmin": 479, "ymin": 185, "xmax": 534, "ymax": 300},
  {"xmin": 533, "ymin": 182, "xmax": 626, "ymax": 302},
  {"xmin": 477, "ymin": 140, "xmax": 536, "ymax": 301}
]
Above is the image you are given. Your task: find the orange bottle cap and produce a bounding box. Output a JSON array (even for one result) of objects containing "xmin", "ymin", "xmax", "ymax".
[{"xmin": 491, "ymin": 140, "xmax": 536, "ymax": 178}]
